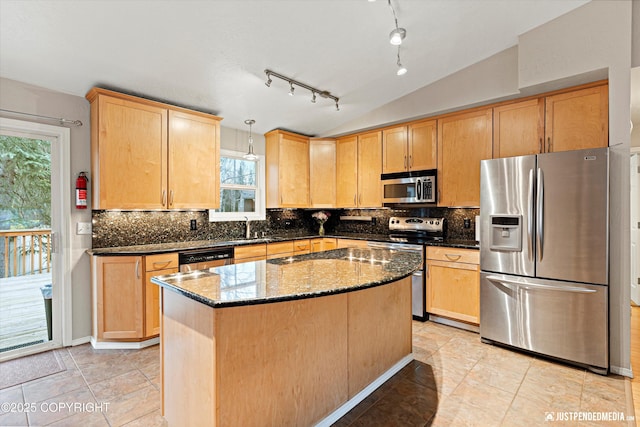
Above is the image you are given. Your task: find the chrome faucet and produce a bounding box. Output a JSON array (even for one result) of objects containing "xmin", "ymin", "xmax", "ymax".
[{"xmin": 244, "ymin": 216, "xmax": 251, "ymax": 239}]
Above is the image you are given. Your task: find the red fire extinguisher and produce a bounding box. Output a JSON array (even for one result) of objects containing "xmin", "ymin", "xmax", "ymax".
[{"xmin": 76, "ymin": 172, "xmax": 88, "ymax": 209}]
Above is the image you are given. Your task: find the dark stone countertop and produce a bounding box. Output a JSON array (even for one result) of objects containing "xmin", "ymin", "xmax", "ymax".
[
  {"xmin": 87, "ymin": 233, "xmax": 478, "ymax": 256},
  {"xmin": 151, "ymin": 248, "xmax": 422, "ymax": 308}
]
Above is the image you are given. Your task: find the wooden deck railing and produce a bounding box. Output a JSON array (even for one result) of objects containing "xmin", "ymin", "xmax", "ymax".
[{"xmin": 0, "ymin": 229, "xmax": 51, "ymax": 278}]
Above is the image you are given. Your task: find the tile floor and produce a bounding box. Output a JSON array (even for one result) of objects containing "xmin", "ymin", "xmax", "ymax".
[{"xmin": 0, "ymin": 321, "xmax": 633, "ymax": 426}]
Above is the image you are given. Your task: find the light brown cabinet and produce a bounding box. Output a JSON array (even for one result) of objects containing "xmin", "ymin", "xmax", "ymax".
[
  {"xmin": 144, "ymin": 253, "xmax": 179, "ymax": 338},
  {"xmin": 382, "ymin": 120, "xmax": 437, "ymax": 174},
  {"xmin": 86, "ymin": 88, "xmax": 221, "ymax": 210},
  {"xmin": 265, "ymin": 130, "xmax": 310, "ymax": 208},
  {"xmin": 93, "ymin": 255, "xmax": 144, "ymax": 340},
  {"xmin": 493, "ymin": 83, "xmax": 608, "ymax": 158},
  {"xmin": 336, "ymin": 132, "xmax": 382, "ymax": 208},
  {"xmin": 426, "ymin": 247, "xmax": 480, "ymax": 325},
  {"xmin": 309, "ymin": 139, "xmax": 336, "ymax": 208},
  {"xmin": 437, "ymin": 108, "xmax": 493, "ymax": 207},
  {"xmin": 93, "ymin": 253, "xmax": 179, "ymax": 341},
  {"xmin": 544, "ymin": 84, "xmax": 608, "ymax": 153},
  {"xmin": 336, "ymin": 239, "xmax": 369, "ymax": 249},
  {"xmin": 234, "ymin": 244, "xmax": 267, "ymax": 264},
  {"xmin": 311, "ymin": 238, "xmax": 337, "ymax": 253}
]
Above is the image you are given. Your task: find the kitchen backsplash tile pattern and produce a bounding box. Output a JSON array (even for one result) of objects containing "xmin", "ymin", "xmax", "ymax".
[{"xmin": 92, "ymin": 208, "xmax": 479, "ymax": 248}]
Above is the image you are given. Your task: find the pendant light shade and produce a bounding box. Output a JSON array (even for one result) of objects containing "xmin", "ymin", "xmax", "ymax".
[{"xmin": 243, "ymin": 119, "xmax": 258, "ymax": 161}]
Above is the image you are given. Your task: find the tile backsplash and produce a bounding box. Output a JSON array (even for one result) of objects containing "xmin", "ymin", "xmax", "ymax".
[{"xmin": 92, "ymin": 207, "xmax": 480, "ymax": 248}]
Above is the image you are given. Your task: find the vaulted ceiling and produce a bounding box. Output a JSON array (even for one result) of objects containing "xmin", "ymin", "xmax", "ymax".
[{"xmin": 0, "ymin": 0, "xmax": 589, "ymax": 136}]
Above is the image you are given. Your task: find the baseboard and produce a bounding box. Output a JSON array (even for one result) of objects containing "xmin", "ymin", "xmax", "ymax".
[
  {"xmin": 315, "ymin": 354, "xmax": 414, "ymax": 427},
  {"xmin": 90, "ymin": 336, "xmax": 159, "ymax": 350},
  {"xmin": 70, "ymin": 336, "xmax": 91, "ymax": 346},
  {"xmin": 610, "ymin": 365, "xmax": 634, "ymax": 378}
]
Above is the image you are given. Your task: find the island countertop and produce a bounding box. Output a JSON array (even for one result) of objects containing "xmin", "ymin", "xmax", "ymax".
[{"xmin": 151, "ymin": 247, "xmax": 422, "ymax": 308}]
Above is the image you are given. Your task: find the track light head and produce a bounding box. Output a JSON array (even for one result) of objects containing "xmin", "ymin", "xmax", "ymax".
[
  {"xmin": 311, "ymin": 92, "xmax": 317, "ymax": 103},
  {"xmin": 288, "ymin": 82, "xmax": 295, "ymax": 96},
  {"xmin": 335, "ymin": 101, "xmax": 340, "ymax": 112},
  {"xmin": 396, "ymin": 64, "xmax": 407, "ymax": 76},
  {"xmin": 389, "ymin": 27, "xmax": 406, "ymax": 45},
  {"xmin": 265, "ymin": 78, "xmax": 272, "ymax": 87}
]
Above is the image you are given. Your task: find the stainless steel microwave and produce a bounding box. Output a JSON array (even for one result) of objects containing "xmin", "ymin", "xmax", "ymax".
[{"xmin": 381, "ymin": 170, "xmax": 437, "ymax": 205}]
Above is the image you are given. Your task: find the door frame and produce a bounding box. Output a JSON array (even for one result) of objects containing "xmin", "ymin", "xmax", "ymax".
[
  {"xmin": 0, "ymin": 117, "xmax": 72, "ymax": 361},
  {"xmin": 632, "ymin": 148, "xmax": 640, "ymax": 305}
]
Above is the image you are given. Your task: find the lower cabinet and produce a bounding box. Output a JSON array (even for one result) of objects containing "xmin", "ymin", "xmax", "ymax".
[
  {"xmin": 425, "ymin": 247, "xmax": 480, "ymax": 325},
  {"xmin": 92, "ymin": 253, "xmax": 177, "ymax": 341},
  {"xmin": 234, "ymin": 244, "xmax": 267, "ymax": 264},
  {"xmin": 336, "ymin": 239, "xmax": 369, "ymax": 249},
  {"xmin": 311, "ymin": 238, "xmax": 337, "ymax": 253}
]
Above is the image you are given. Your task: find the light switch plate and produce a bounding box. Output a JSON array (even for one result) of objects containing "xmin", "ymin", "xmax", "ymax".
[{"xmin": 76, "ymin": 222, "xmax": 92, "ymax": 235}]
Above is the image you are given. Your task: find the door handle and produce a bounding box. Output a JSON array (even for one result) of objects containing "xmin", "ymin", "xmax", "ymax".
[
  {"xmin": 536, "ymin": 168, "xmax": 544, "ymax": 262},
  {"xmin": 444, "ymin": 254, "xmax": 462, "ymax": 261},
  {"xmin": 528, "ymin": 168, "xmax": 535, "ymax": 261},
  {"xmin": 135, "ymin": 259, "xmax": 140, "ymax": 279},
  {"xmin": 486, "ymin": 276, "xmax": 596, "ymax": 294},
  {"xmin": 162, "ymin": 190, "xmax": 167, "ymax": 206}
]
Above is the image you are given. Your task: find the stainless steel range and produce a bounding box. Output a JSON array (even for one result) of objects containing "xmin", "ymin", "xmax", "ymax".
[{"xmin": 367, "ymin": 216, "xmax": 446, "ymax": 321}]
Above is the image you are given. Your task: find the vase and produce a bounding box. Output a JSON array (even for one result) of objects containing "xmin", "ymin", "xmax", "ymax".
[{"xmin": 319, "ymin": 223, "xmax": 325, "ymax": 236}]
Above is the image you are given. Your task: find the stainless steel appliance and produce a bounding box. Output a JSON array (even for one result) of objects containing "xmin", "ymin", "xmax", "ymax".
[
  {"xmin": 480, "ymin": 147, "xmax": 609, "ymax": 374},
  {"xmin": 178, "ymin": 247, "xmax": 234, "ymax": 272},
  {"xmin": 369, "ymin": 216, "xmax": 445, "ymax": 321},
  {"xmin": 381, "ymin": 170, "xmax": 436, "ymax": 205}
]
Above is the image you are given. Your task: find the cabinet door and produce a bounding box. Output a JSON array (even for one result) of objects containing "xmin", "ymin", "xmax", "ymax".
[
  {"xmin": 168, "ymin": 110, "xmax": 220, "ymax": 209},
  {"xmin": 234, "ymin": 244, "xmax": 267, "ymax": 262},
  {"xmin": 357, "ymin": 131, "xmax": 382, "ymax": 208},
  {"xmin": 545, "ymin": 85, "xmax": 608, "ymax": 153},
  {"xmin": 309, "ymin": 139, "xmax": 336, "ymax": 208},
  {"xmin": 493, "ymin": 98, "xmax": 544, "ymax": 158},
  {"xmin": 437, "ymin": 109, "xmax": 493, "ymax": 207},
  {"xmin": 382, "ymin": 126, "xmax": 408, "ymax": 174},
  {"xmin": 145, "ymin": 267, "xmax": 177, "ymax": 337},
  {"xmin": 280, "ymin": 134, "xmax": 310, "ymax": 207},
  {"xmin": 336, "ymin": 136, "xmax": 358, "ymax": 208},
  {"xmin": 95, "ymin": 256, "xmax": 144, "ymax": 339},
  {"xmin": 408, "ymin": 119, "xmax": 437, "ymax": 171},
  {"xmin": 426, "ymin": 260, "xmax": 479, "ymax": 324},
  {"xmin": 97, "ymin": 95, "xmax": 167, "ymax": 209}
]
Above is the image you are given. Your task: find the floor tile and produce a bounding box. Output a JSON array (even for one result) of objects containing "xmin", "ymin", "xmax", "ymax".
[
  {"xmin": 47, "ymin": 410, "xmax": 110, "ymax": 426},
  {"xmin": 26, "ymin": 386, "xmax": 96, "ymax": 426},
  {"xmin": 76, "ymin": 355, "xmax": 138, "ymax": 385},
  {"xmin": 104, "ymin": 384, "xmax": 160, "ymax": 426},
  {"xmin": 122, "ymin": 409, "xmax": 168, "ymax": 426},
  {"xmin": 22, "ymin": 369, "xmax": 86, "ymax": 403},
  {"xmin": 90, "ymin": 369, "xmax": 151, "ymax": 403}
]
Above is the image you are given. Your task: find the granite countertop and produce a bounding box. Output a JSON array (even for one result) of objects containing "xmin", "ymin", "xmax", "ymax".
[
  {"xmin": 88, "ymin": 233, "xmax": 478, "ymax": 256},
  {"xmin": 151, "ymin": 248, "xmax": 422, "ymax": 308}
]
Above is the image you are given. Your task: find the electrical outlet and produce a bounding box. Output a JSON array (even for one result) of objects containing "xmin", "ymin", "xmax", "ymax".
[
  {"xmin": 190, "ymin": 219, "xmax": 197, "ymax": 231},
  {"xmin": 463, "ymin": 218, "xmax": 471, "ymax": 229},
  {"xmin": 76, "ymin": 222, "xmax": 92, "ymax": 235}
]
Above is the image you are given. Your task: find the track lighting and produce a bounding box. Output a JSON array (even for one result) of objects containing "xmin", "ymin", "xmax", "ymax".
[
  {"xmin": 264, "ymin": 69, "xmax": 340, "ymax": 111},
  {"xmin": 389, "ymin": 28, "xmax": 406, "ymax": 45},
  {"xmin": 243, "ymin": 119, "xmax": 258, "ymax": 161}
]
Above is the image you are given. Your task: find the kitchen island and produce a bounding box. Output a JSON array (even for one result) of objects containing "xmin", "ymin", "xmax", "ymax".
[{"xmin": 152, "ymin": 247, "xmax": 421, "ymax": 426}]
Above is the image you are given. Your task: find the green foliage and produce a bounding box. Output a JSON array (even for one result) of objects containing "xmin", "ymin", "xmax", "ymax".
[{"xmin": 0, "ymin": 135, "xmax": 51, "ymax": 229}]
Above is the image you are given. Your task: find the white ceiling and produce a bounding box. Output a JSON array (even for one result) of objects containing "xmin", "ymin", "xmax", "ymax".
[{"xmin": 0, "ymin": 0, "xmax": 589, "ymax": 136}]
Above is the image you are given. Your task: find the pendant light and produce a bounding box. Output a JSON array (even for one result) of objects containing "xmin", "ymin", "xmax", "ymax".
[{"xmin": 243, "ymin": 119, "xmax": 258, "ymax": 161}]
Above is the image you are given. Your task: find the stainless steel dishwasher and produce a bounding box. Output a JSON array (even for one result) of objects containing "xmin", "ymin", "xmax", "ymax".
[{"xmin": 178, "ymin": 247, "xmax": 234, "ymax": 272}]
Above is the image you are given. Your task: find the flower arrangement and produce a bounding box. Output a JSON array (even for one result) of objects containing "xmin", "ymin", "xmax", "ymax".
[{"xmin": 312, "ymin": 211, "xmax": 330, "ymax": 235}]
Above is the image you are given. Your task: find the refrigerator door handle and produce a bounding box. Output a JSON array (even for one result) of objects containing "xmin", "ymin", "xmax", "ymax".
[
  {"xmin": 536, "ymin": 168, "xmax": 544, "ymax": 261},
  {"xmin": 486, "ymin": 276, "xmax": 597, "ymax": 294},
  {"xmin": 528, "ymin": 168, "xmax": 535, "ymax": 261}
]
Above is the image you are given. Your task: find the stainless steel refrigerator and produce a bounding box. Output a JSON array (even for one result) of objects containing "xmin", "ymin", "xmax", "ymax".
[{"xmin": 479, "ymin": 147, "xmax": 608, "ymax": 374}]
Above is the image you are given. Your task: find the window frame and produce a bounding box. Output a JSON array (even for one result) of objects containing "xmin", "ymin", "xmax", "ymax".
[{"xmin": 208, "ymin": 149, "xmax": 265, "ymax": 222}]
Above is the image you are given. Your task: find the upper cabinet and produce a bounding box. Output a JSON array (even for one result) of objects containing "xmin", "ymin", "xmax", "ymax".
[
  {"xmin": 437, "ymin": 108, "xmax": 493, "ymax": 207},
  {"xmin": 309, "ymin": 138, "xmax": 336, "ymax": 208},
  {"xmin": 544, "ymin": 84, "xmax": 608, "ymax": 153},
  {"xmin": 493, "ymin": 83, "xmax": 608, "ymax": 158},
  {"xmin": 86, "ymin": 88, "xmax": 221, "ymax": 210},
  {"xmin": 382, "ymin": 120, "xmax": 437, "ymax": 174},
  {"xmin": 493, "ymin": 98, "xmax": 544, "ymax": 158},
  {"xmin": 336, "ymin": 132, "xmax": 382, "ymax": 208},
  {"xmin": 265, "ymin": 130, "xmax": 310, "ymax": 208}
]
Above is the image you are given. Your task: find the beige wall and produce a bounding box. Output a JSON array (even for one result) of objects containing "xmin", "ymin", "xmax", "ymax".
[{"xmin": 0, "ymin": 77, "xmax": 92, "ymax": 341}]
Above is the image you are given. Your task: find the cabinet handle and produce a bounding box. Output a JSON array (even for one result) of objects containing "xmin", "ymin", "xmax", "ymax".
[
  {"xmin": 281, "ymin": 195, "xmax": 283, "ymax": 204},
  {"xmin": 409, "ymin": 155, "xmax": 413, "ymax": 168},
  {"xmin": 153, "ymin": 261, "xmax": 172, "ymax": 269},
  {"xmin": 358, "ymin": 194, "xmax": 362, "ymax": 205},
  {"xmin": 169, "ymin": 190, "xmax": 174, "ymax": 207},
  {"xmin": 135, "ymin": 259, "xmax": 140, "ymax": 279},
  {"xmin": 353, "ymin": 194, "xmax": 356, "ymax": 206},
  {"xmin": 444, "ymin": 254, "xmax": 462, "ymax": 261},
  {"xmin": 404, "ymin": 155, "xmax": 407, "ymax": 169},
  {"xmin": 547, "ymin": 137, "xmax": 551, "ymax": 152},
  {"xmin": 162, "ymin": 190, "xmax": 167, "ymax": 206},
  {"xmin": 538, "ymin": 138, "xmax": 542, "ymax": 153}
]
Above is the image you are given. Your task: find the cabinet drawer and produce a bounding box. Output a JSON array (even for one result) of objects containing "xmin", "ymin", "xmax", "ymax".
[
  {"xmin": 293, "ymin": 239, "xmax": 311, "ymax": 253},
  {"xmin": 145, "ymin": 253, "xmax": 179, "ymax": 272},
  {"xmin": 235, "ymin": 244, "xmax": 267, "ymax": 260},
  {"xmin": 426, "ymin": 247, "xmax": 479, "ymax": 264},
  {"xmin": 267, "ymin": 241, "xmax": 295, "ymax": 255},
  {"xmin": 336, "ymin": 239, "xmax": 369, "ymax": 249}
]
